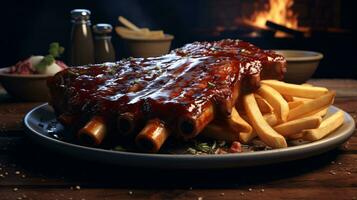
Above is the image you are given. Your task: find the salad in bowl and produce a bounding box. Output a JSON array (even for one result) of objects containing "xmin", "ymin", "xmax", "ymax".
[{"xmin": 0, "ymin": 42, "xmax": 68, "ymax": 101}]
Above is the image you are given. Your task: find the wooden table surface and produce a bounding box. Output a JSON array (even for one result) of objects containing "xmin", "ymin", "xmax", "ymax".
[{"xmin": 0, "ymin": 79, "xmax": 356, "ymax": 200}]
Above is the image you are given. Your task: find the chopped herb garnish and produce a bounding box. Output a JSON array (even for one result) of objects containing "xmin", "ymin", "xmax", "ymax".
[
  {"xmin": 210, "ymin": 47, "xmax": 222, "ymax": 51},
  {"xmin": 48, "ymin": 42, "xmax": 65, "ymax": 58},
  {"xmin": 107, "ymin": 67, "xmax": 117, "ymax": 75},
  {"xmin": 184, "ymin": 139, "xmax": 230, "ymax": 155},
  {"xmin": 207, "ymin": 82, "xmax": 216, "ymax": 88},
  {"xmin": 35, "ymin": 55, "xmax": 55, "ymax": 71},
  {"xmin": 132, "ymin": 79, "xmax": 140, "ymax": 84},
  {"xmin": 35, "ymin": 42, "xmax": 65, "ymax": 72},
  {"xmin": 211, "ymin": 140, "xmax": 217, "ymax": 150},
  {"xmin": 194, "ymin": 141, "xmax": 218, "ymax": 154},
  {"xmin": 195, "ymin": 142, "xmax": 211, "ymax": 153},
  {"xmin": 186, "ymin": 148, "xmax": 197, "ymax": 154}
]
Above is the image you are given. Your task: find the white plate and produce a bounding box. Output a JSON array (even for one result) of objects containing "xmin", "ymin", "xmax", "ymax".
[{"xmin": 24, "ymin": 104, "xmax": 355, "ymax": 169}]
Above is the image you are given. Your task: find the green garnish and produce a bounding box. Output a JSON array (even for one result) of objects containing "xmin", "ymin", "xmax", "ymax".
[
  {"xmin": 185, "ymin": 140, "xmax": 227, "ymax": 155},
  {"xmin": 49, "ymin": 42, "xmax": 65, "ymax": 58},
  {"xmin": 195, "ymin": 142, "xmax": 211, "ymax": 153},
  {"xmin": 36, "ymin": 55, "xmax": 55, "ymax": 71},
  {"xmin": 107, "ymin": 67, "xmax": 117, "ymax": 75},
  {"xmin": 35, "ymin": 42, "xmax": 65, "ymax": 72},
  {"xmin": 194, "ymin": 141, "xmax": 218, "ymax": 154},
  {"xmin": 208, "ymin": 82, "xmax": 216, "ymax": 88},
  {"xmin": 131, "ymin": 79, "xmax": 140, "ymax": 85},
  {"xmin": 186, "ymin": 148, "xmax": 197, "ymax": 154}
]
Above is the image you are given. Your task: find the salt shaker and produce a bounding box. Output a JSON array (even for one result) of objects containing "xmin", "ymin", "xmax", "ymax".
[
  {"xmin": 70, "ymin": 9, "xmax": 95, "ymax": 66},
  {"xmin": 93, "ymin": 23, "xmax": 116, "ymax": 63}
]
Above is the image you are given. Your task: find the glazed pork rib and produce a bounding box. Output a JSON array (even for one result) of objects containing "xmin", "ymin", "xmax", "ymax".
[{"xmin": 48, "ymin": 39, "xmax": 286, "ymax": 152}]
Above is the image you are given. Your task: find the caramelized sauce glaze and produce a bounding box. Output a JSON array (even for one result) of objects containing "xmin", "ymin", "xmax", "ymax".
[{"xmin": 49, "ymin": 39, "xmax": 285, "ymax": 135}]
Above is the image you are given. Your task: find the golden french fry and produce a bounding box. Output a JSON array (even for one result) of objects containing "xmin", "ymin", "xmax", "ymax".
[
  {"xmin": 254, "ymin": 94, "xmax": 274, "ymax": 113},
  {"xmin": 230, "ymin": 107, "xmax": 253, "ymax": 134},
  {"xmin": 293, "ymin": 97, "xmax": 311, "ymax": 103},
  {"xmin": 203, "ymin": 108, "xmax": 252, "ymax": 142},
  {"xmin": 243, "ymin": 93, "xmax": 287, "ymax": 148},
  {"xmin": 312, "ymin": 108, "xmax": 328, "ymax": 117},
  {"xmin": 288, "ymin": 101, "xmax": 304, "ymax": 109},
  {"xmin": 287, "ymin": 91, "xmax": 335, "ymax": 121},
  {"xmin": 239, "ymin": 112, "xmax": 278, "ymax": 144},
  {"xmin": 241, "ymin": 113, "xmax": 278, "ymax": 127},
  {"xmin": 302, "ymin": 83, "xmax": 313, "ymax": 87},
  {"xmin": 261, "ymin": 80, "xmax": 328, "ymax": 99},
  {"xmin": 256, "ymin": 84, "xmax": 289, "ymax": 122},
  {"xmin": 274, "ymin": 116, "xmax": 322, "ymax": 137},
  {"xmin": 303, "ymin": 111, "xmax": 344, "ymax": 141},
  {"xmin": 282, "ymin": 94, "xmax": 294, "ymax": 102},
  {"xmin": 300, "ymin": 106, "xmax": 329, "ymax": 118},
  {"xmin": 239, "ymin": 131, "xmax": 256, "ymax": 144},
  {"xmin": 263, "ymin": 112, "xmax": 278, "ymax": 126}
]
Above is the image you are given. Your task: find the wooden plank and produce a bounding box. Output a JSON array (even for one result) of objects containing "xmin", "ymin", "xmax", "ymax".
[
  {"xmin": 309, "ymin": 79, "xmax": 357, "ymax": 97},
  {"xmin": 0, "ymin": 103, "xmax": 42, "ymax": 133},
  {"xmin": 340, "ymin": 132, "xmax": 357, "ymax": 152},
  {"xmin": 334, "ymin": 97, "xmax": 357, "ymax": 114},
  {"xmin": 0, "ymin": 151, "xmax": 356, "ymax": 188},
  {"xmin": 0, "ymin": 187, "xmax": 356, "ymax": 200}
]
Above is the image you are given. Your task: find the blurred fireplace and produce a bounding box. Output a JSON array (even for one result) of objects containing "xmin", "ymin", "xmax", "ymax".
[
  {"xmin": 172, "ymin": 0, "xmax": 354, "ymax": 79},
  {"xmin": 191, "ymin": 0, "xmax": 348, "ymax": 39}
]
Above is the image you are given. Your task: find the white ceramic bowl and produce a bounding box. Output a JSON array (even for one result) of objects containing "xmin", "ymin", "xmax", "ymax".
[
  {"xmin": 0, "ymin": 67, "xmax": 51, "ymax": 102},
  {"xmin": 274, "ymin": 50, "xmax": 324, "ymax": 84}
]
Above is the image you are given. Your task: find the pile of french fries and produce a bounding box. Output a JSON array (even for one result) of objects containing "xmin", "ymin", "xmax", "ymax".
[
  {"xmin": 203, "ymin": 80, "xmax": 345, "ymax": 149},
  {"xmin": 115, "ymin": 16, "xmax": 165, "ymax": 39}
]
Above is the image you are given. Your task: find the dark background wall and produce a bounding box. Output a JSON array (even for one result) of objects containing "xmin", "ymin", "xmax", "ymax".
[{"xmin": 0, "ymin": 0, "xmax": 356, "ymax": 78}]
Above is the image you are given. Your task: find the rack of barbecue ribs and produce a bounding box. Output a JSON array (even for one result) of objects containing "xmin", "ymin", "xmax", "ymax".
[{"xmin": 48, "ymin": 39, "xmax": 286, "ymax": 152}]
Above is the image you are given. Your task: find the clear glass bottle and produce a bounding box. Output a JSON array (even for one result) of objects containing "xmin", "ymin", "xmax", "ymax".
[
  {"xmin": 70, "ymin": 9, "xmax": 95, "ymax": 66},
  {"xmin": 93, "ymin": 24, "xmax": 116, "ymax": 63}
]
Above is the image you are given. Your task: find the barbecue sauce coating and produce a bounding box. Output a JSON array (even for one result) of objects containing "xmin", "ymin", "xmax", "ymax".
[{"xmin": 48, "ymin": 39, "xmax": 286, "ymax": 136}]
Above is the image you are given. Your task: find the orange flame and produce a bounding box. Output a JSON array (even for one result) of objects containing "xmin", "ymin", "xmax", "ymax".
[{"xmin": 250, "ymin": 0, "xmax": 298, "ymax": 29}]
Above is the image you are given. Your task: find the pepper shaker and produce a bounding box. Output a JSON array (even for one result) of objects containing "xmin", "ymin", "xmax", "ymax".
[
  {"xmin": 70, "ymin": 9, "xmax": 95, "ymax": 66},
  {"xmin": 93, "ymin": 23, "xmax": 116, "ymax": 63}
]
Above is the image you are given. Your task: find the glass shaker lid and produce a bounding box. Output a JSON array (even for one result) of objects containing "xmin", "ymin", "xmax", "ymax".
[
  {"xmin": 71, "ymin": 9, "xmax": 91, "ymax": 21},
  {"xmin": 93, "ymin": 24, "xmax": 113, "ymax": 34}
]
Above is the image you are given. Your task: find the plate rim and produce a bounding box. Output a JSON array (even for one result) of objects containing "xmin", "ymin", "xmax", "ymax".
[{"xmin": 24, "ymin": 103, "xmax": 355, "ymax": 168}]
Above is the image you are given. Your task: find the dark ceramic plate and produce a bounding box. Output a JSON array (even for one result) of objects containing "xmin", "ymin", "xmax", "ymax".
[{"xmin": 24, "ymin": 103, "xmax": 355, "ymax": 169}]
